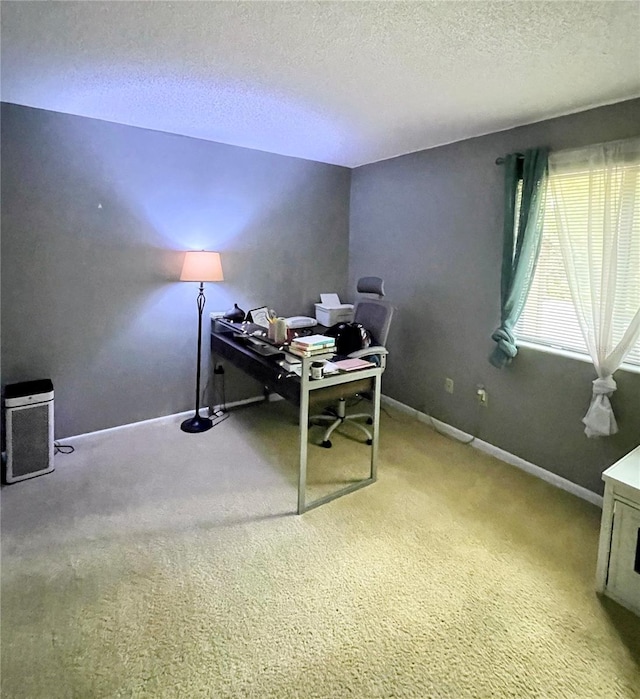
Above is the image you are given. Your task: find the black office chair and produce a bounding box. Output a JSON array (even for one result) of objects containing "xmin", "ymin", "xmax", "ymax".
[{"xmin": 311, "ymin": 276, "xmax": 394, "ymax": 448}]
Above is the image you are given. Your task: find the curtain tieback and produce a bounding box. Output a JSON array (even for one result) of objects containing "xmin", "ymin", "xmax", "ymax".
[
  {"xmin": 489, "ymin": 326, "xmax": 517, "ymax": 368},
  {"xmin": 583, "ymin": 375, "xmax": 619, "ymax": 438},
  {"xmin": 592, "ymin": 375, "xmax": 617, "ymax": 396}
]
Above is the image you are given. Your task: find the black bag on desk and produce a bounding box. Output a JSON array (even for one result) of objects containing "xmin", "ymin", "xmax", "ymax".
[{"xmin": 326, "ymin": 322, "xmax": 372, "ymax": 356}]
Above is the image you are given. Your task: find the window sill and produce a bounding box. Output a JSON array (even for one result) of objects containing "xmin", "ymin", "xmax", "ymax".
[{"xmin": 518, "ymin": 340, "xmax": 640, "ymax": 376}]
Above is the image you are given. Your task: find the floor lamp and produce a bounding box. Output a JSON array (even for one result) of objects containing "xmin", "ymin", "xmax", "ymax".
[{"xmin": 180, "ymin": 251, "xmax": 224, "ymax": 433}]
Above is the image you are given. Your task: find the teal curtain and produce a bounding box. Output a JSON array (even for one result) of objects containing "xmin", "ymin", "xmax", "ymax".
[{"xmin": 489, "ymin": 147, "xmax": 549, "ymax": 368}]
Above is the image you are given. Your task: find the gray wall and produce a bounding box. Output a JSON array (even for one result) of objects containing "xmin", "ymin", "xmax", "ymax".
[
  {"xmin": 349, "ymin": 98, "xmax": 640, "ymax": 495},
  {"xmin": 3, "ymin": 99, "xmax": 639, "ymax": 496},
  {"xmin": 1, "ymin": 103, "xmax": 351, "ymax": 438}
]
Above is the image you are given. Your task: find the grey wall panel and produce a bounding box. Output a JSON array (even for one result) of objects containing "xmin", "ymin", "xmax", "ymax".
[
  {"xmin": 1, "ymin": 104, "xmax": 351, "ymax": 438},
  {"xmin": 3, "ymin": 98, "xmax": 638, "ymax": 496},
  {"xmin": 349, "ymin": 99, "xmax": 640, "ymax": 495}
]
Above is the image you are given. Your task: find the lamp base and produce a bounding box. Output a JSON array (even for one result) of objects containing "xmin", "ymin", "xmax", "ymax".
[{"xmin": 180, "ymin": 413, "xmax": 213, "ymax": 433}]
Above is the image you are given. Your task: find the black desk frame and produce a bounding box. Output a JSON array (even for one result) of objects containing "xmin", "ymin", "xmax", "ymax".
[{"xmin": 211, "ymin": 319, "xmax": 383, "ymax": 513}]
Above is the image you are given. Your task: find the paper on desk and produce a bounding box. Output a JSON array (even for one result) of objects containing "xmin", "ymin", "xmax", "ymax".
[
  {"xmin": 320, "ymin": 293, "xmax": 341, "ymax": 306},
  {"xmin": 331, "ymin": 358, "xmax": 375, "ymax": 371}
]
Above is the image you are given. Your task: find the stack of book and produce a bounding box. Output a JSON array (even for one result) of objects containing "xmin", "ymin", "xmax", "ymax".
[{"xmin": 288, "ymin": 334, "xmax": 336, "ymax": 357}]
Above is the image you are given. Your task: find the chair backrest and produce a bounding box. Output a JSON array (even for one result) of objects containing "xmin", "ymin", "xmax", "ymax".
[{"xmin": 353, "ymin": 277, "xmax": 394, "ymax": 346}]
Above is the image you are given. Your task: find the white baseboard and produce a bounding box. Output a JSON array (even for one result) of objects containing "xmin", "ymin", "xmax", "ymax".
[
  {"xmin": 381, "ymin": 395, "xmax": 603, "ymax": 508},
  {"xmin": 64, "ymin": 396, "xmax": 267, "ymax": 443},
  {"xmin": 62, "ymin": 393, "xmax": 603, "ymax": 508}
]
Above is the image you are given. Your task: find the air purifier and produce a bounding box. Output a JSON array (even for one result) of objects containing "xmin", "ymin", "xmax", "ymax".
[{"xmin": 4, "ymin": 379, "xmax": 54, "ymax": 483}]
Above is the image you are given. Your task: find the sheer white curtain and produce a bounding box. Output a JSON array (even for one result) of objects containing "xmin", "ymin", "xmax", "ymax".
[{"xmin": 548, "ymin": 137, "xmax": 640, "ymax": 437}]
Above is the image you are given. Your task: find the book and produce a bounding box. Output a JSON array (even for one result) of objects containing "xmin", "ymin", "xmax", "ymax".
[
  {"xmin": 288, "ymin": 345, "xmax": 335, "ymax": 358},
  {"xmin": 291, "ymin": 334, "xmax": 335, "ymax": 349}
]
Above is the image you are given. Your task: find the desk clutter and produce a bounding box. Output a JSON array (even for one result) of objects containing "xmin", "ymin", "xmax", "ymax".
[
  {"xmin": 212, "ymin": 317, "xmax": 379, "ymax": 381},
  {"xmin": 222, "ymin": 290, "xmax": 354, "ymax": 333}
]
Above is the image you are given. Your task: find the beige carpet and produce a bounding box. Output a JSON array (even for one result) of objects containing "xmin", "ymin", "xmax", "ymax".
[{"xmin": 1, "ymin": 400, "xmax": 639, "ymax": 698}]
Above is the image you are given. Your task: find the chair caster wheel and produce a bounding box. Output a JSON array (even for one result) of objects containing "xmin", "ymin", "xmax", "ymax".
[
  {"xmin": 322, "ymin": 440, "xmax": 332, "ymax": 448},
  {"xmin": 366, "ymin": 439, "xmax": 373, "ymax": 445},
  {"xmin": 366, "ymin": 417, "xmax": 373, "ymax": 425}
]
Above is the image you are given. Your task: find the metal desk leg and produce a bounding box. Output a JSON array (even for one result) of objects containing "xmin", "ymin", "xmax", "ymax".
[
  {"xmin": 297, "ymin": 362, "xmax": 310, "ymax": 514},
  {"xmin": 370, "ymin": 372, "xmax": 381, "ymax": 480},
  {"xmin": 298, "ymin": 366, "xmax": 381, "ymax": 515}
]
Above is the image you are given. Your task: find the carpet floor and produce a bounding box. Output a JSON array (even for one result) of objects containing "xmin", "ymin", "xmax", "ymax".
[{"xmin": 1, "ymin": 401, "xmax": 639, "ymax": 698}]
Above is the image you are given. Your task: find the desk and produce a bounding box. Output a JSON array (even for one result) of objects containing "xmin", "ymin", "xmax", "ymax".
[{"xmin": 211, "ymin": 319, "xmax": 384, "ymax": 513}]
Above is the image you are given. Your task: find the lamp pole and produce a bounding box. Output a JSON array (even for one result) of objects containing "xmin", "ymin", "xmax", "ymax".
[
  {"xmin": 179, "ymin": 251, "xmax": 224, "ymax": 433},
  {"xmin": 181, "ymin": 281, "xmax": 211, "ymax": 433}
]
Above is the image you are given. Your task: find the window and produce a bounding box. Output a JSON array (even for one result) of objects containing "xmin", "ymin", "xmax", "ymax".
[{"xmin": 514, "ymin": 147, "xmax": 640, "ymax": 368}]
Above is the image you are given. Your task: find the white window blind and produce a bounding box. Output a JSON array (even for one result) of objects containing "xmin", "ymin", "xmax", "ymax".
[{"xmin": 515, "ymin": 156, "xmax": 640, "ymax": 367}]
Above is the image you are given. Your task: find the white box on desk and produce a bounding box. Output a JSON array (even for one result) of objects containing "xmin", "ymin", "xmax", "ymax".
[{"xmin": 314, "ymin": 303, "xmax": 354, "ymax": 326}]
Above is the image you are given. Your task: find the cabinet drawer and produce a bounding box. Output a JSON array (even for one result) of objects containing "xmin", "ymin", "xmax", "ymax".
[{"xmin": 608, "ymin": 500, "xmax": 640, "ymax": 615}]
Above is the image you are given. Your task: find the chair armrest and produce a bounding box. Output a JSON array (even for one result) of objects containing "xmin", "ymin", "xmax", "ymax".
[
  {"xmin": 348, "ymin": 345, "xmax": 388, "ymax": 359},
  {"xmin": 347, "ymin": 346, "xmax": 388, "ymax": 370}
]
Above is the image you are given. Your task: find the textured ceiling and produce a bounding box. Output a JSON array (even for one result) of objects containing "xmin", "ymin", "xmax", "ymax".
[{"xmin": 1, "ymin": 1, "xmax": 639, "ymax": 167}]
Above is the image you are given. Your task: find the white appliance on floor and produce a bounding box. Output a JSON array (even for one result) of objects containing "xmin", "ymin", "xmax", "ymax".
[{"xmin": 4, "ymin": 379, "xmax": 55, "ymax": 483}]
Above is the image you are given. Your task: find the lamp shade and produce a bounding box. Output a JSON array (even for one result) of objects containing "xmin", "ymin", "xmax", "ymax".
[{"xmin": 180, "ymin": 251, "xmax": 224, "ymax": 282}]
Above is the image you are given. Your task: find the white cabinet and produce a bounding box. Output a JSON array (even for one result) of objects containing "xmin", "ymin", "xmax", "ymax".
[{"xmin": 596, "ymin": 445, "xmax": 640, "ymax": 616}]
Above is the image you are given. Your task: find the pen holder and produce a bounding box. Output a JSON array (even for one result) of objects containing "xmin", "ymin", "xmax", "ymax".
[{"xmin": 269, "ymin": 318, "xmax": 287, "ymax": 344}]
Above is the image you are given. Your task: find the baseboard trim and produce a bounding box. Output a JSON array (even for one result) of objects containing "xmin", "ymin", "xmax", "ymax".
[
  {"xmin": 63, "ymin": 394, "xmax": 603, "ymax": 508},
  {"xmin": 381, "ymin": 395, "xmax": 603, "ymax": 508},
  {"xmin": 64, "ymin": 396, "xmax": 267, "ymax": 442}
]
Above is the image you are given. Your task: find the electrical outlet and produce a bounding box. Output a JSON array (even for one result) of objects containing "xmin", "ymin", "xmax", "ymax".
[
  {"xmin": 476, "ymin": 386, "xmax": 488, "ymax": 406},
  {"xmin": 444, "ymin": 377, "xmax": 454, "ymax": 394}
]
